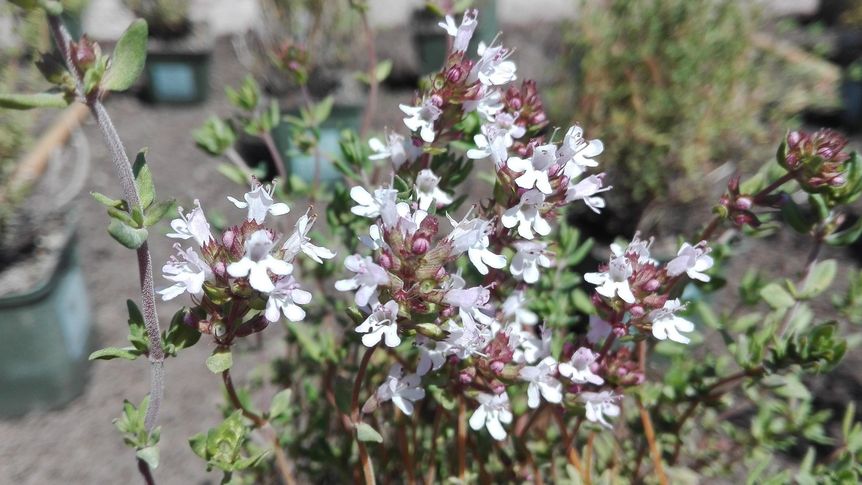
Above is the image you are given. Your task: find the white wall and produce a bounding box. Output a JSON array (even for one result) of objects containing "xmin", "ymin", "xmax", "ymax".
[{"xmin": 82, "ymin": 0, "xmax": 821, "ymax": 41}]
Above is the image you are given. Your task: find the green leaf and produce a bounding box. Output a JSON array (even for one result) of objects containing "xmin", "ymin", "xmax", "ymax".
[
  {"xmin": 163, "ymin": 309, "xmax": 201, "ymax": 356},
  {"xmin": 132, "ymin": 150, "xmax": 155, "ymax": 209},
  {"xmin": 136, "ymin": 446, "xmax": 160, "ymax": 469},
  {"xmin": 826, "ymin": 218, "xmax": 862, "ymax": 247},
  {"xmin": 234, "ymin": 450, "xmax": 270, "ymax": 470},
  {"xmin": 760, "ymin": 282, "xmax": 795, "ymax": 309},
  {"xmin": 144, "ymin": 200, "xmax": 175, "ymax": 227},
  {"xmin": 104, "ymin": 19, "xmax": 148, "ymax": 92},
  {"xmin": 355, "ymin": 422, "xmax": 383, "ymax": 443},
  {"xmin": 89, "ymin": 346, "xmax": 141, "ymax": 361},
  {"xmin": 91, "ymin": 191, "xmax": 124, "ymax": 208},
  {"xmin": 312, "ymin": 96, "xmax": 334, "ymax": 125},
  {"xmin": 108, "ymin": 219, "xmax": 149, "ymax": 249},
  {"xmin": 800, "ymin": 259, "xmax": 837, "ymax": 299},
  {"xmin": 206, "ymin": 348, "xmax": 233, "ymax": 374},
  {"xmin": 189, "ymin": 433, "xmax": 207, "ymax": 459},
  {"xmin": 269, "ymin": 389, "xmax": 292, "ymax": 420},
  {"xmin": 0, "ymin": 92, "xmax": 69, "ymax": 110}
]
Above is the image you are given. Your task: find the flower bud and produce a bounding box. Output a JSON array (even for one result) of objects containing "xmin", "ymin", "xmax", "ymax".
[
  {"xmin": 459, "ymin": 369, "xmax": 475, "ymax": 384},
  {"xmin": 629, "ymin": 305, "xmax": 645, "ymax": 318},
  {"xmin": 734, "ymin": 196, "xmax": 753, "ymax": 210},
  {"xmin": 643, "ymin": 278, "xmax": 661, "ymax": 292},
  {"xmin": 412, "ymin": 237, "xmax": 430, "ymax": 254},
  {"xmin": 222, "ymin": 229, "xmax": 235, "ymax": 247},
  {"xmin": 446, "ymin": 65, "xmax": 464, "ymax": 83},
  {"xmin": 378, "ymin": 252, "xmax": 393, "ymax": 269},
  {"xmin": 490, "ymin": 360, "xmax": 505, "ymax": 374},
  {"xmin": 431, "ymin": 94, "xmax": 444, "ymax": 107},
  {"xmin": 212, "ymin": 261, "xmax": 226, "ymax": 277},
  {"xmin": 491, "ymin": 382, "xmax": 506, "ymax": 395},
  {"xmin": 70, "ymin": 36, "xmax": 97, "ymax": 72}
]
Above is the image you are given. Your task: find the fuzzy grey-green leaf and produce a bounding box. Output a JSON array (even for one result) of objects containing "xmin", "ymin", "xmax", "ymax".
[
  {"xmin": 89, "ymin": 346, "xmax": 141, "ymax": 361},
  {"xmin": 0, "ymin": 92, "xmax": 69, "ymax": 110},
  {"xmin": 206, "ymin": 349, "xmax": 233, "ymax": 374},
  {"xmin": 104, "ymin": 19, "xmax": 148, "ymax": 92},
  {"xmin": 355, "ymin": 422, "xmax": 383, "ymax": 443},
  {"xmin": 136, "ymin": 446, "xmax": 160, "ymax": 469},
  {"xmin": 108, "ymin": 219, "xmax": 148, "ymax": 249}
]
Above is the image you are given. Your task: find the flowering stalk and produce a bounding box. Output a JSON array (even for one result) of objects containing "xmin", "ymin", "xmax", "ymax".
[{"xmin": 45, "ymin": 13, "xmax": 165, "ymax": 480}]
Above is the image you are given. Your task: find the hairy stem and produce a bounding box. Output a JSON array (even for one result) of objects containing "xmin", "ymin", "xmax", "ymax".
[
  {"xmin": 260, "ymin": 131, "xmax": 289, "ymax": 185},
  {"xmin": 47, "ymin": 14, "xmax": 165, "ymax": 483},
  {"xmin": 357, "ymin": 7, "xmax": 379, "ymax": 139}
]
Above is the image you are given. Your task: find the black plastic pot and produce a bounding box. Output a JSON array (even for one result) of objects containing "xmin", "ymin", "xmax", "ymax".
[{"xmin": 143, "ymin": 22, "xmax": 214, "ymax": 104}]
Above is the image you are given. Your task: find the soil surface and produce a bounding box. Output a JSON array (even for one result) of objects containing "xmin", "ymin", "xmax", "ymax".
[{"xmin": 0, "ymin": 30, "xmax": 860, "ymax": 485}]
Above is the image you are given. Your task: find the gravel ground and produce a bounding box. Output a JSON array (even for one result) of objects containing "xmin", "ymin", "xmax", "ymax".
[{"xmin": 1, "ymin": 26, "xmax": 860, "ymax": 485}]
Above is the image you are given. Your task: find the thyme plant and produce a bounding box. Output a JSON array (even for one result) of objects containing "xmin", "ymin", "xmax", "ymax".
[{"xmin": 3, "ymin": 3, "xmax": 862, "ymax": 484}]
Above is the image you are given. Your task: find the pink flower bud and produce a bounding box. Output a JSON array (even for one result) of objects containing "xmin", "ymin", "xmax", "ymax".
[
  {"xmin": 412, "ymin": 237, "xmax": 430, "ymax": 254},
  {"xmin": 644, "ymin": 279, "xmax": 661, "ymax": 292},
  {"xmin": 490, "ymin": 361, "xmax": 504, "ymax": 374},
  {"xmin": 446, "ymin": 65, "xmax": 464, "ymax": 83},
  {"xmin": 629, "ymin": 305, "xmax": 645, "ymax": 318},
  {"xmin": 459, "ymin": 371, "xmax": 474, "ymax": 384},
  {"xmin": 734, "ymin": 197, "xmax": 753, "ymax": 210},
  {"xmin": 378, "ymin": 252, "xmax": 392, "ymax": 269},
  {"xmin": 787, "ymin": 131, "xmax": 802, "ymax": 148},
  {"xmin": 222, "ymin": 230, "xmax": 235, "ymax": 247},
  {"xmin": 612, "ymin": 325, "xmax": 626, "ymax": 337},
  {"xmin": 212, "ymin": 261, "xmax": 226, "ymax": 277},
  {"xmin": 491, "ymin": 382, "xmax": 506, "ymax": 394},
  {"xmin": 434, "ymin": 266, "xmax": 447, "ymax": 280},
  {"xmin": 431, "ymin": 94, "xmax": 444, "ymax": 107}
]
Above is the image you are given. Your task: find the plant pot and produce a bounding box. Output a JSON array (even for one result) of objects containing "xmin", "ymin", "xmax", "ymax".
[
  {"xmin": 272, "ymin": 104, "xmax": 362, "ymax": 185},
  {"xmin": 411, "ymin": 0, "xmax": 499, "ymax": 75},
  {"xmin": 842, "ymin": 78, "xmax": 862, "ymax": 129},
  {"xmin": 0, "ymin": 229, "xmax": 92, "ymax": 417},
  {"xmin": 143, "ymin": 22, "xmax": 214, "ymax": 104},
  {"xmin": 0, "ymin": 125, "xmax": 92, "ymax": 417}
]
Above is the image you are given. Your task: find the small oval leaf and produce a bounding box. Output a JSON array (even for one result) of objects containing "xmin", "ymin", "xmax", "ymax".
[{"xmin": 105, "ymin": 19, "xmax": 148, "ymax": 92}]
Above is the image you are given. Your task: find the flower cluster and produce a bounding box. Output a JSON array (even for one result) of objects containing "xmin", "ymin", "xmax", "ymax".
[
  {"xmin": 585, "ymin": 235, "xmax": 713, "ymax": 346},
  {"xmin": 782, "ymin": 129, "xmax": 850, "ymax": 191},
  {"xmin": 159, "ymin": 180, "xmax": 334, "ymax": 342},
  {"xmin": 338, "ymin": 10, "xmax": 632, "ymax": 440}
]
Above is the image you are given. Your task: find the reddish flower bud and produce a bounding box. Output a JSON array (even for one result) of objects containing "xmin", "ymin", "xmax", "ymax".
[
  {"xmin": 643, "ymin": 279, "xmax": 661, "ymax": 292},
  {"xmin": 490, "ymin": 361, "xmax": 505, "ymax": 374},
  {"xmin": 734, "ymin": 196, "xmax": 753, "ymax": 210},
  {"xmin": 222, "ymin": 229, "xmax": 235, "ymax": 247},
  {"xmin": 412, "ymin": 237, "xmax": 430, "ymax": 254},
  {"xmin": 378, "ymin": 252, "xmax": 393, "ymax": 269}
]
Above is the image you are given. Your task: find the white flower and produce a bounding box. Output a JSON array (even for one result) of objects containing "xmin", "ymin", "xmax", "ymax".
[
  {"xmin": 446, "ymin": 212, "xmax": 506, "ymax": 275},
  {"xmin": 584, "ymin": 254, "xmax": 635, "ymax": 303},
  {"xmin": 519, "ymin": 356, "xmax": 563, "ymax": 408},
  {"xmin": 580, "ymin": 391, "xmax": 621, "ymax": 429},
  {"xmin": 514, "ymin": 325, "xmax": 552, "ymax": 364},
  {"xmin": 558, "ymin": 348, "xmax": 604, "ymax": 385},
  {"xmin": 464, "ymin": 87, "xmax": 504, "ymax": 121},
  {"xmin": 613, "ymin": 233, "xmax": 655, "ymax": 266},
  {"xmin": 359, "ymin": 223, "xmax": 389, "ymax": 252},
  {"xmin": 281, "ymin": 210, "xmax": 336, "ymax": 264},
  {"xmin": 559, "ymin": 125, "xmax": 603, "ymax": 178},
  {"xmin": 471, "ymin": 41, "xmax": 517, "ymax": 86},
  {"xmin": 443, "ymin": 285, "xmax": 490, "ymax": 313},
  {"xmin": 376, "ymin": 364, "xmax": 425, "ymax": 415},
  {"xmin": 356, "ymin": 300, "xmax": 401, "ymax": 348},
  {"xmin": 414, "ymin": 169, "xmax": 453, "ymax": 210},
  {"xmin": 466, "ymin": 125, "xmax": 510, "ymax": 168},
  {"xmin": 566, "ymin": 174, "xmax": 611, "ymax": 213},
  {"xmin": 349, "ymin": 186, "xmax": 400, "ymax": 227},
  {"xmin": 400, "ymin": 100, "xmax": 442, "ymax": 143},
  {"xmin": 649, "ymin": 299, "xmax": 695, "ymax": 344},
  {"xmin": 334, "ymin": 254, "xmax": 390, "ymax": 307},
  {"xmin": 166, "ymin": 199, "xmax": 212, "ymax": 246},
  {"xmin": 227, "ymin": 230, "xmax": 293, "ymax": 293},
  {"xmin": 369, "ymin": 131, "xmax": 419, "ymax": 170},
  {"xmin": 227, "ymin": 181, "xmax": 289, "ymax": 224},
  {"xmin": 666, "ymin": 242, "xmax": 713, "ymax": 282},
  {"xmin": 502, "ymin": 290, "xmax": 538, "ymax": 326},
  {"xmin": 501, "ymin": 189, "xmax": 551, "ymax": 240},
  {"xmin": 437, "ymin": 9, "xmax": 477, "ymax": 53},
  {"xmin": 469, "ymin": 392, "xmax": 513, "ymax": 441},
  {"xmin": 510, "ymin": 240, "xmax": 553, "ymax": 284},
  {"xmin": 264, "ymin": 276, "xmax": 312, "ymax": 322},
  {"xmin": 493, "ymin": 112, "xmax": 526, "ymax": 145},
  {"xmin": 158, "ymin": 244, "xmax": 212, "ymax": 301},
  {"xmin": 444, "ymin": 318, "xmax": 492, "ymax": 359},
  {"xmin": 507, "ymin": 144, "xmax": 557, "ymax": 194},
  {"xmin": 416, "ymin": 337, "xmax": 447, "ymax": 376}
]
